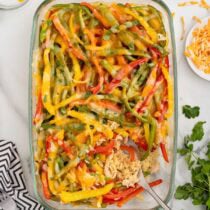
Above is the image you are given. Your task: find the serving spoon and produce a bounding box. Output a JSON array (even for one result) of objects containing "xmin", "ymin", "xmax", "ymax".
[{"xmin": 127, "ymin": 140, "xmax": 171, "ymax": 210}]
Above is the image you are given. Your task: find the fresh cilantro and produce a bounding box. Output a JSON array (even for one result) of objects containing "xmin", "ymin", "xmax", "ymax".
[
  {"xmin": 183, "ymin": 105, "xmax": 200, "ymax": 119},
  {"xmin": 84, "ymin": 91, "xmax": 92, "ymax": 99},
  {"xmin": 175, "ymin": 107, "xmax": 210, "ymax": 210},
  {"xmin": 190, "ymin": 121, "xmax": 206, "ymax": 141}
]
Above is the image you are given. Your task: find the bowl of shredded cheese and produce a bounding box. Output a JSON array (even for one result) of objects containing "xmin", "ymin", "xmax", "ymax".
[{"xmin": 185, "ymin": 16, "xmax": 210, "ymax": 81}]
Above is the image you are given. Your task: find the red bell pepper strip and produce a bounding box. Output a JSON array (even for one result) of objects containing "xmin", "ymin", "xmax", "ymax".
[
  {"xmin": 52, "ymin": 15, "xmax": 86, "ymax": 61},
  {"xmin": 136, "ymin": 138, "xmax": 148, "ymax": 151},
  {"xmin": 149, "ymin": 47, "xmax": 161, "ymax": 60},
  {"xmin": 41, "ymin": 170, "xmax": 51, "ymax": 199},
  {"xmin": 95, "ymin": 100, "xmax": 121, "ymax": 113},
  {"xmin": 45, "ymin": 135, "xmax": 53, "ymax": 155},
  {"xmin": 90, "ymin": 57, "xmax": 104, "ymax": 94},
  {"xmin": 164, "ymin": 55, "xmax": 169, "ymax": 68},
  {"xmin": 120, "ymin": 145, "xmax": 135, "ymax": 161},
  {"xmin": 105, "ymin": 58, "xmax": 149, "ymax": 93},
  {"xmin": 117, "ymin": 179, "xmax": 163, "ymax": 207},
  {"xmin": 136, "ymin": 75, "xmax": 164, "ymax": 113},
  {"xmin": 33, "ymin": 92, "xmax": 43, "ymax": 125},
  {"xmin": 92, "ymin": 140, "xmax": 115, "ymax": 155},
  {"xmin": 160, "ymin": 143, "xmax": 169, "ymax": 163},
  {"xmin": 103, "ymin": 186, "xmax": 137, "ymax": 201},
  {"xmin": 81, "ymin": 2, "xmax": 110, "ymax": 28}
]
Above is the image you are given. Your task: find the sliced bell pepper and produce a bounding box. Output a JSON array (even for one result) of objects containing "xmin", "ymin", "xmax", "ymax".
[
  {"xmin": 90, "ymin": 57, "xmax": 104, "ymax": 94},
  {"xmin": 67, "ymin": 110, "xmax": 113, "ymax": 139},
  {"xmin": 60, "ymin": 183, "xmax": 114, "ymax": 203},
  {"xmin": 141, "ymin": 64, "xmax": 158, "ymax": 98},
  {"xmin": 52, "ymin": 14, "xmax": 86, "ymax": 61},
  {"xmin": 117, "ymin": 179, "xmax": 163, "ymax": 207},
  {"xmin": 120, "ymin": 145, "xmax": 135, "ymax": 161},
  {"xmin": 33, "ymin": 91, "xmax": 43, "ymax": 125},
  {"xmin": 136, "ymin": 75, "xmax": 164, "ymax": 113},
  {"xmin": 105, "ymin": 58, "xmax": 149, "ymax": 93},
  {"xmin": 124, "ymin": 8, "xmax": 158, "ymax": 43},
  {"xmin": 42, "ymin": 48, "xmax": 55, "ymax": 115},
  {"xmin": 69, "ymin": 52, "xmax": 82, "ymax": 82},
  {"xmin": 161, "ymin": 65, "xmax": 173, "ymax": 118},
  {"xmin": 160, "ymin": 142, "xmax": 169, "ymax": 163},
  {"xmin": 136, "ymin": 138, "xmax": 148, "ymax": 151},
  {"xmin": 81, "ymin": 2, "xmax": 110, "ymax": 28},
  {"xmin": 92, "ymin": 140, "xmax": 115, "ymax": 155},
  {"xmin": 41, "ymin": 170, "xmax": 51, "ymax": 199}
]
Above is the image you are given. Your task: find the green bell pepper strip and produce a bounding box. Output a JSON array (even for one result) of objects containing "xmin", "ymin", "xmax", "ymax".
[
  {"xmin": 122, "ymin": 87, "xmax": 148, "ymax": 123},
  {"xmin": 141, "ymin": 116, "xmax": 157, "ymax": 160},
  {"xmin": 97, "ymin": 4, "xmax": 119, "ymax": 26},
  {"xmin": 54, "ymin": 46, "xmax": 72, "ymax": 85},
  {"xmin": 100, "ymin": 60, "xmax": 117, "ymax": 77}
]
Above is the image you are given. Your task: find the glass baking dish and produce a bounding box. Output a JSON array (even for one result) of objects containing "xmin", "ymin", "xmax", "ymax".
[{"xmin": 29, "ymin": 0, "xmax": 178, "ymax": 209}]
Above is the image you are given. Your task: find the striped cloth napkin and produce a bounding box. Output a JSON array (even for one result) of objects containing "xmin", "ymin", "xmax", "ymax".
[{"xmin": 0, "ymin": 140, "xmax": 44, "ymax": 210}]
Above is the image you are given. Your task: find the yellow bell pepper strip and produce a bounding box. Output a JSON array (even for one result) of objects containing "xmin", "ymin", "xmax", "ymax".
[
  {"xmin": 60, "ymin": 183, "xmax": 114, "ymax": 203},
  {"xmin": 42, "ymin": 48, "xmax": 55, "ymax": 115},
  {"xmin": 67, "ymin": 110, "xmax": 113, "ymax": 139},
  {"xmin": 90, "ymin": 57, "xmax": 104, "ymax": 94},
  {"xmin": 46, "ymin": 137, "xmax": 58, "ymax": 195},
  {"xmin": 68, "ymin": 52, "xmax": 82, "ymax": 82},
  {"xmin": 69, "ymin": 13, "xmax": 84, "ymax": 45},
  {"xmin": 41, "ymin": 170, "xmax": 51, "ymax": 199},
  {"xmin": 76, "ymin": 163, "xmax": 96, "ymax": 190},
  {"xmin": 161, "ymin": 65, "xmax": 173, "ymax": 118},
  {"xmin": 33, "ymin": 91, "xmax": 43, "ymax": 125},
  {"xmin": 80, "ymin": 2, "xmax": 110, "ymax": 28},
  {"xmin": 105, "ymin": 58, "xmax": 149, "ymax": 93},
  {"xmin": 54, "ymin": 94, "xmax": 82, "ymax": 110},
  {"xmin": 52, "ymin": 14, "xmax": 86, "ymax": 61},
  {"xmin": 141, "ymin": 65, "xmax": 158, "ymax": 97},
  {"xmin": 124, "ymin": 8, "xmax": 158, "ymax": 43}
]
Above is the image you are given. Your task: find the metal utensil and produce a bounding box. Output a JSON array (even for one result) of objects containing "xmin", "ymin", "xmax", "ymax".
[{"xmin": 127, "ymin": 140, "xmax": 171, "ymax": 210}]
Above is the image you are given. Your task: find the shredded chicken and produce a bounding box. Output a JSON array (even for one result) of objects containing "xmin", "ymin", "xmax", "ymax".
[
  {"xmin": 104, "ymin": 150, "xmax": 141, "ymax": 187},
  {"xmin": 141, "ymin": 150, "xmax": 160, "ymax": 173}
]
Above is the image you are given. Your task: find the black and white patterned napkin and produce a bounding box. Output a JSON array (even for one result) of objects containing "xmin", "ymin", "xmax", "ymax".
[{"xmin": 0, "ymin": 140, "xmax": 44, "ymax": 210}]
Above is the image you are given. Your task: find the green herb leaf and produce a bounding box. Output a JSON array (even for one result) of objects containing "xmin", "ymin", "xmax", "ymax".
[
  {"xmin": 190, "ymin": 121, "xmax": 206, "ymax": 141},
  {"xmin": 175, "ymin": 183, "xmax": 193, "ymax": 200},
  {"xmin": 182, "ymin": 105, "xmax": 200, "ymax": 119},
  {"xmin": 206, "ymin": 142, "xmax": 210, "ymax": 159}
]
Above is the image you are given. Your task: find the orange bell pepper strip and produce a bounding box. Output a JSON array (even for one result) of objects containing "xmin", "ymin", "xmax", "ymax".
[
  {"xmin": 120, "ymin": 145, "xmax": 135, "ymax": 161},
  {"xmin": 52, "ymin": 14, "xmax": 86, "ymax": 61},
  {"xmin": 117, "ymin": 179, "xmax": 163, "ymax": 207},
  {"xmin": 90, "ymin": 57, "xmax": 104, "ymax": 94},
  {"xmin": 136, "ymin": 75, "xmax": 164, "ymax": 113},
  {"xmin": 81, "ymin": 2, "xmax": 110, "ymax": 28},
  {"xmin": 41, "ymin": 170, "xmax": 51, "ymax": 199},
  {"xmin": 105, "ymin": 58, "xmax": 149, "ymax": 93},
  {"xmin": 160, "ymin": 143, "xmax": 169, "ymax": 163},
  {"xmin": 33, "ymin": 91, "xmax": 43, "ymax": 125}
]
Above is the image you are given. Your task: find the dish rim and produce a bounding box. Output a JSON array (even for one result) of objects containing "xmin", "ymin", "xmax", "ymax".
[{"xmin": 28, "ymin": 1, "xmax": 178, "ymax": 209}]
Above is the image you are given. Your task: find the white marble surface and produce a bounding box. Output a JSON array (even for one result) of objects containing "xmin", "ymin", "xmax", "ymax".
[{"xmin": 0, "ymin": 0, "xmax": 209, "ymax": 209}]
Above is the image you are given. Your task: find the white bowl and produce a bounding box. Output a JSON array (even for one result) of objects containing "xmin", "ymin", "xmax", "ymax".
[{"xmin": 185, "ymin": 16, "xmax": 210, "ymax": 81}]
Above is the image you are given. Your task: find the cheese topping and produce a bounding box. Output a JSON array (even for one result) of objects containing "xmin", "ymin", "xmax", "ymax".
[{"xmin": 185, "ymin": 19, "xmax": 210, "ymax": 74}]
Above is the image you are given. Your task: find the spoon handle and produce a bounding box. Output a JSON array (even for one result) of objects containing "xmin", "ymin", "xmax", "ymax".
[{"xmin": 146, "ymin": 187, "xmax": 171, "ymax": 210}]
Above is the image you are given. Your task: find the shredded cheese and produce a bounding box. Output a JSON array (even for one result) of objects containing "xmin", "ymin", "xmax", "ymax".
[
  {"xmin": 178, "ymin": 0, "xmax": 210, "ymax": 9},
  {"xmin": 192, "ymin": 16, "xmax": 202, "ymax": 23},
  {"xmin": 185, "ymin": 19, "xmax": 210, "ymax": 74},
  {"xmin": 180, "ymin": 16, "xmax": 186, "ymax": 41}
]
